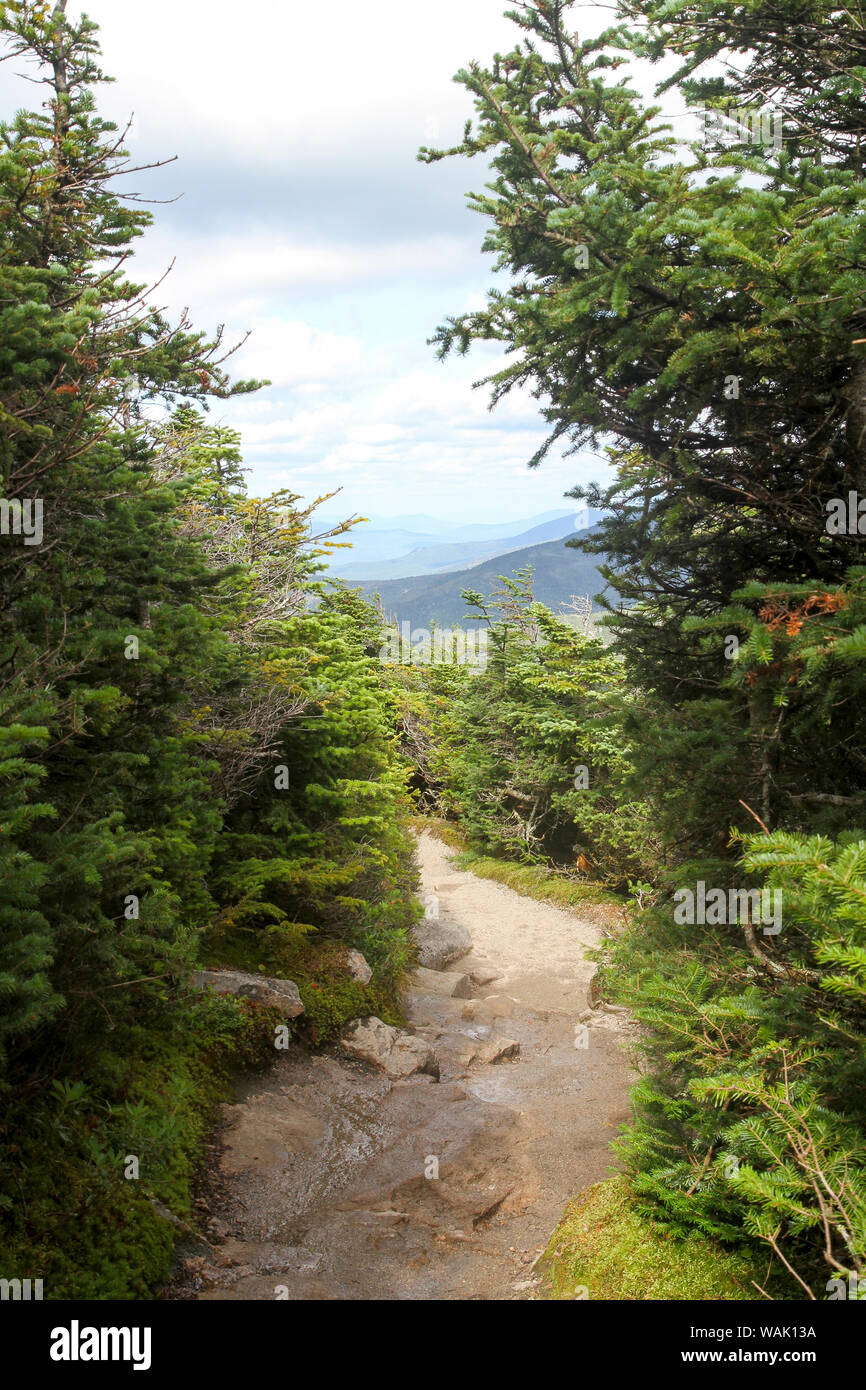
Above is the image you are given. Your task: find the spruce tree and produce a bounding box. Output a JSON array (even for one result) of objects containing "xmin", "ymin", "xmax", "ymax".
[
  {"xmin": 0, "ymin": 0, "xmax": 259, "ymax": 1066},
  {"xmin": 422, "ymin": 0, "xmax": 866, "ymax": 841}
]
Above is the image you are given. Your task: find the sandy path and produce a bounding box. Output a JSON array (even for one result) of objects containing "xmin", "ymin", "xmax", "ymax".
[{"xmin": 170, "ymin": 831, "xmax": 634, "ymax": 1301}]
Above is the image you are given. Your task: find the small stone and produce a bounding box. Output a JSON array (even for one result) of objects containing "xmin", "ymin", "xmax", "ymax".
[
  {"xmin": 449, "ymin": 973, "xmax": 477, "ymax": 999},
  {"xmin": 346, "ymin": 949, "xmax": 372, "ymax": 985},
  {"xmin": 475, "ymin": 1036, "xmax": 520, "ymax": 1065},
  {"xmin": 150, "ymin": 1198, "xmax": 183, "ymax": 1229}
]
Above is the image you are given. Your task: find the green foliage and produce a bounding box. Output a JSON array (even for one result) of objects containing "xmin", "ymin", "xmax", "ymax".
[
  {"xmin": 423, "ymin": 0, "xmax": 866, "ymax": 1297},
  {"xmin": 606, "ymin": 828, "xmax": 866, "ymax": 1295},
  {"xmin": 449, "ymin": 848, "xmax": 619, "ymax": 911},
  {"xmin": 0, "ymin": 8, "xmax": 417, "ymax": 1297},
  {"xmin": 424, "ymin": 0, "xmax": 866, "ymax": 849},
  {"xmin": 393, "ymin": 573, "xmax": 660, "ymax": 885},
  {"xmin": 7, "ymin": 0, "xmax": 866, "ymax": 1305},
  {"xmin": 544, "ymin": 1175, "xmax": 787, "ymax": 1301},
  {"xmin": 0, "ymin": 990, "xmax": 278, "ymax": 1299}
]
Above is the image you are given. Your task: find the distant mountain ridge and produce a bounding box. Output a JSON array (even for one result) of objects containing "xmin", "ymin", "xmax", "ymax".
[
  {"xmin": 333, "ymin": 512, "xmax": 586, "ymax": 581},
  {"xmin": 316, "ymin": 507, "xmax": 603, "ymax": 580},
  {"xmin": 316, "ymin": 507, "xmax": 578, "ymax": 542},
  {"xmin": 349, "ymin": 528, "xmax": 614, "ymax": 628}
]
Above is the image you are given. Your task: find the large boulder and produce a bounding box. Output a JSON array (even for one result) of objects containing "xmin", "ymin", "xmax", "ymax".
[
  {"xmin": 192, "ymin": 969, "xmax": 304, "ymax": 1018},
  {"xmin": 340, "ymin": 1017, "xmax": 439, "ymax": 1080},
  {"xmin": 412, "ymin": 918, "xmax": 472, "ymax": 971}
]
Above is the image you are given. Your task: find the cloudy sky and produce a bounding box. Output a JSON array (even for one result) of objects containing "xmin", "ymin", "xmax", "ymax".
[{"xmin": 3, "ymin": 1, "xmax": 668, "ymax": 522}]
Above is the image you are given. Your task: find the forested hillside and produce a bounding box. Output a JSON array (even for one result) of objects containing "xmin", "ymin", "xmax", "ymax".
[
  {"xmin": 355, "ymin": 528, "xmax": 612, "ymax": 626},
  {"xmin": 331, "ymin": 510, "xmax": 582, "ymax": 581},
  {"xmin": 1, "ymin": 0, "xmax": 865, "ymax": 1310}
]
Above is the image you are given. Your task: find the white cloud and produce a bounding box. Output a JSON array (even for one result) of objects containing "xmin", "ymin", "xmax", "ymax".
[
  {"xmin": 212, "ymin": 347, "xmax": 602, "ymax": 516},
  {"xmin": 135, "ymin": 228, "xmax": 475, "ymax": 321},
  {"xmin": 77, "ymin": 0, "xmax": 528, "ymax": 161},
  {"xmin": 2, "ymin": 0, "xmax": 619, "ymax": 521}
]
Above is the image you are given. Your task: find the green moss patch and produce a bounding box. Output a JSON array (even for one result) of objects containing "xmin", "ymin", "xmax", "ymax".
[
  {"xmin": 0, "ymin": 992, "xmax": 278, "ymax": 1299},
  {"xmin": 543, "ymin": 1175, "xmax": 789, "ymax": 1301},
  {"xmin": 201, "ymin": 930, "xmax": 408, "ymax": 1046}
]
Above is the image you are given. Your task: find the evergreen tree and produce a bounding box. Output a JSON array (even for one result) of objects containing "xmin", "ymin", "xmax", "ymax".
[
  {"xmin": 422, "ymin": 0, "xmax": 866, "ymax": 840},
  {"xmin": 0, "ymin": 5, "xmax": 417, "ymax": 1294},
  {"xmin": 424, "ymin": 0, "xmax": 866, "ymax": 1290}
]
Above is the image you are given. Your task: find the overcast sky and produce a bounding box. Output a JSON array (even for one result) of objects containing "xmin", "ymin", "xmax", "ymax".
[{"xmin": 2, "ymin": 1, "xmax": 664, "ymax": 522}]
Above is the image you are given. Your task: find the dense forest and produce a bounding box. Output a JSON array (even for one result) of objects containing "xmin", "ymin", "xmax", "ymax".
[{"xmin": 1, "ymin": 0, "xmax": 865, "ymax": 1309}]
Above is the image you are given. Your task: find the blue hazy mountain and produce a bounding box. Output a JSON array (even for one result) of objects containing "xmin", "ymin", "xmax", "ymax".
[
  {"xmin": 315, "ymin": 508, "xmax": 602, "ymax": 579},
  {"xmin": 348, "ymin": 528, "xmax": 614, "ymax": 629}
]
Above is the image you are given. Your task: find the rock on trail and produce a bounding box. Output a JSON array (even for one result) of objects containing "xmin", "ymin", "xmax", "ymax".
[
  {"xmin": 340, "ymin": 1016, "xmax": 440, "ymax": 1080},
  {"xmin": 412, "ymin": 915, "xmax": 472, "ymax": 970},
  {"xmin": 169, "ymin": 830, "xmax": 634, "ymax": 1301}
]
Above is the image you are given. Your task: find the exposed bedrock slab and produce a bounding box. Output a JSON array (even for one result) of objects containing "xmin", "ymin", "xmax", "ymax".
[{"xmin": 411, "ymin": 966, "xmax": 473, "ymax": 998}]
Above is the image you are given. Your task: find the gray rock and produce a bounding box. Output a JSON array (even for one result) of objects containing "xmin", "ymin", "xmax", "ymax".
[
  {"xmin": 452, "ymin": 967, "xmax": 502, "ymax": 998},
  {"xmin": 192, "ymin": 969, "xmax": 304, "ymax": 1018},
  {"xmin": 412, "ymin": 967, "xmax": 472, "ymax": 998},
  {"xmin": 150, "ymin": 1198, "xmax": 184, "ymax": 1229},
  {"xmin": 340, "ymin": 1016, "xmax": 439, "ymax": 1079},
  {"xmin": 461, "ymin": 995, "xmax": 515, "ymax": 1024},
  {"xmin": 475, "ymin": 1036, "xmax": 520, "ymax": 1065},
  {"xmin": 470, "ymin": 967, "xmax": 501, "ymax": 987},
  {"xmin": 346, "ymin": 949, "xmax": 372, "ymax": 985},
  {"xmin": 412, "ymin": 918, "xmax": 472, "ymax": 970},
  {"xmin": 430, "ymin": 1030, "xmax": 520, "ymax": 1071},
  {"xmin": 451, "ymin": 973, "xmax": 476, "ymax": 999}
]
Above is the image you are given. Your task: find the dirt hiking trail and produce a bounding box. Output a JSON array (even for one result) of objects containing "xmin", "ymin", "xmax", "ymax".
[{"xmin": 170, "ymin": 830, "xmax": 634, "ymax": 1300}]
